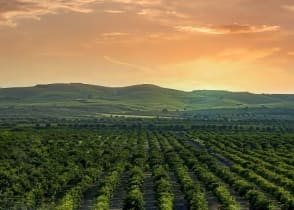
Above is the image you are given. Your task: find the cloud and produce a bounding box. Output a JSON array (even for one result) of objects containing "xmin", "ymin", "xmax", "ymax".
[
  {"xmin": 104, "ymin": 9, "xmax": 125, "ymax": 14},
  {"xmin": 0, "ymin": 0, "xmax": 163, "ymax": 27},
  {"xmin": 103, "ymin": 56, "xmax": 153, "ymax": 71},
  {"xmin": 0, "ymin": 0, "xmax": 100, "ymax": 27},
  {"xmin": 218, "ymin": 48, "xmax": 280, "ymax": 61},
  {"xmin": 111, "ymin": 0, "xmax": 162, "ymax": 6},
  {"xmin": 282, "ymin": 5, "xmax": 294, "ymax": 11},
  {"xmin": 101, "ymin": 32, "xmax": 129, "ymax": 37},
  {"xmin": 288, "ymin": 52, "xmax": 294, "ymax": 56},
  {"xmin": 175, "ymin": 23, "xmax": 280, "ymax": 35},
  {"xmin": 137, "ymin": 8, "xmax": 188, "ymax": 19}
]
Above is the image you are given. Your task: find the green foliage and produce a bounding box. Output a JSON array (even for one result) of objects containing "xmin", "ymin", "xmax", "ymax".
[
  {"xmin": 123, "ymin": 137, "xmax": 145, "ymax": 210},
  {"xmin": 1, "ymin": 122, "xmax": 293, "ymax": 210},
  {"xmin": 124, "ymin": 188, "xmax": 145, "ymax": 210},
  {"xmin": 148, "ymin": 135, "xmax": 174, "ymax": 210},
  {"xmin": 157, "ymin": 135, "xmax": 208, "ymax": 210}
]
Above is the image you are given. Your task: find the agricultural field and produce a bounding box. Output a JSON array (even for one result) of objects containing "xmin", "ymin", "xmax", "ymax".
[
  {"xmin": 0, "ymin": 119, "xmax": 293, "ymax": 210},
  {"xmin": 2, "ymin": 0, "xmax": 294, "ymax": 208}
]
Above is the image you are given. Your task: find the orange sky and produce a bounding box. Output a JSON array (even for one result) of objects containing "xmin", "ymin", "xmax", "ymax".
[{"xmin": 0, "ymin": 0, "xmax": 294, "ymax": 93}]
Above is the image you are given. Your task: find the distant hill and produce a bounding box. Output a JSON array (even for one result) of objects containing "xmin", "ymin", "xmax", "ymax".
[{"xmin": 0, "ymin": 83, "xmax": 293, "ymax": 118}]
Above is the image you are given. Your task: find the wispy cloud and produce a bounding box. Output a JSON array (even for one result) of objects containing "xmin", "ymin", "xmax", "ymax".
[
  {"xmin": 282, "ymin": 5, "xmax": 294, "ymax": 11},
  {"xmin": 0, "ymin": 0, "xmax": 100, "ymax": 27},
  {"xmin": 175, "ymin": 24, "xmax": 280, "ymax": 35},
  {"xmin": 104, "ymin": 9, "xmax": 125, "ymax": 14},
  {"xmin": 288, "ymin": 52, "xmax": 294, "ymax": 56},
  {"xmin": 137, "ymin": 9, "xmax": 188, "ymax": 18},
  {"xmin": 111, "ymin": 0, "xmax": 162, "ymax": 6},
  {"xmin": 218, "ymin": 48, "xmax": 280, "ymax": 60},
  {"xmin": 104, "ymin": 56, "xmax": 153, "ymax": 71},
  {"xmin": 101, "ymin": 32, "xmax": 129, "ymax": 37}
]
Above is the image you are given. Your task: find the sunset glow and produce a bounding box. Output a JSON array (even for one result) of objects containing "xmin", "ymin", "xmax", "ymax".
[{"xmin": 1, "ymin": 0, "xmax": 294, "ymax": 93}]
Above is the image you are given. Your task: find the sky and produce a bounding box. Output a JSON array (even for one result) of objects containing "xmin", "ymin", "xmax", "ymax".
[{"xmin": 0, "ymin": 0, "xmax": 294, "ymax": 93}]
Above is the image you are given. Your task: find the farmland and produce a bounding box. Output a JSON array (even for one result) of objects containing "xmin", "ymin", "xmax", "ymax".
[
  {"xmin": 1, "ymin": 118, "xmax": 293, "ymax": 210},
  {"xmin": 1, "ymin": 0, "xmax": 294, "ymax": 208}
]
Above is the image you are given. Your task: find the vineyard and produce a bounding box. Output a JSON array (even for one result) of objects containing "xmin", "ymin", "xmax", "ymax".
[{"xmin": 0, "ymin": 120, "xmax": 294, "ymax": 210}]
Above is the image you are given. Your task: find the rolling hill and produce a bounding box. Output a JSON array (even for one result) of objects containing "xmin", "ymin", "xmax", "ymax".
[{"xmin": 0, "ymin": 83, "xmax": 293, "ymax": 118}]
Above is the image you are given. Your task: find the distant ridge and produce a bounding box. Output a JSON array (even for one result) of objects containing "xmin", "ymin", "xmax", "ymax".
[
  {"xmin": 0, "ymin": 83, "xmax": 277, "ymax": 94},
  {"xmin": 4, "ymin": 83, "xmax": 294, "ymax": 94},
  {"xmin": 0, "ymin": 83, "xmax": 293, "ymax": 117}
]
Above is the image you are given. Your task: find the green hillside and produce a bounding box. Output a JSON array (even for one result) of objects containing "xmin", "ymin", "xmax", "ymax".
[{"xmin": 0, "ymin": 83, "xmax": 293, "ymax": 118}]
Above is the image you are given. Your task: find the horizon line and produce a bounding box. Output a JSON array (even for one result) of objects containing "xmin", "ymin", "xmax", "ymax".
[{"xmin": 0, "ymin": 82, "xmax": 293, "ymax": 95}]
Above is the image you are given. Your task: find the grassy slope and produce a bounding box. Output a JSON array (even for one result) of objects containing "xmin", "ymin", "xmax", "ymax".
[{"xmin": 0, "ymin": 83, "xmax": 293, "ymax": 115}]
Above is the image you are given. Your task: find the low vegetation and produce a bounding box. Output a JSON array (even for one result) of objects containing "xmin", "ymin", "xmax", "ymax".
[{"xmin": 0, "ymin": 118, "xmax": 293, "ymax": 210}]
